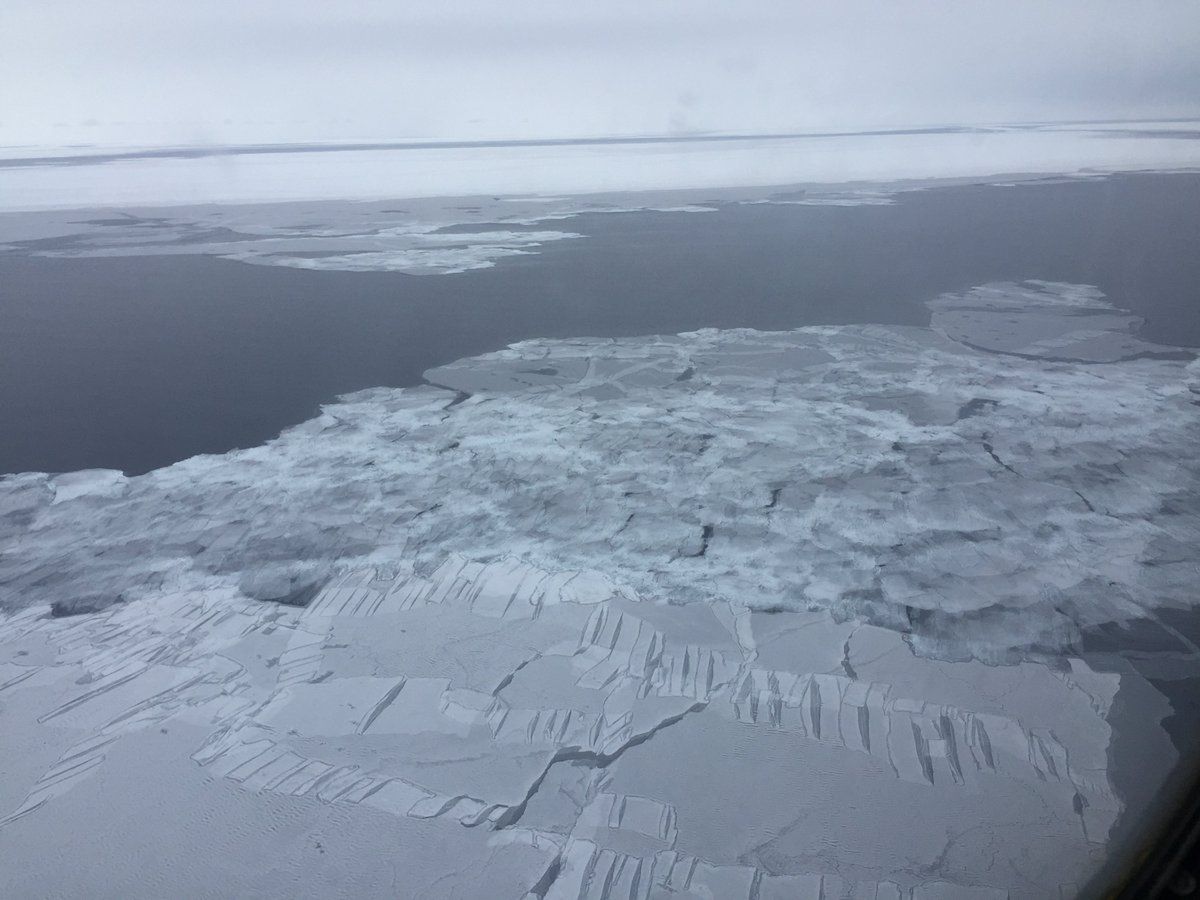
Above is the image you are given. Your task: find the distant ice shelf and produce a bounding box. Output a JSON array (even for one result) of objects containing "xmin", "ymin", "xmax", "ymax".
[
  {"xmin": 1, "ymin": 280, "xmax": 1197, "ymax": 897},
  {"xmin": 0, "ymin": 122, "xmax": 1198, "ymax": 211}
]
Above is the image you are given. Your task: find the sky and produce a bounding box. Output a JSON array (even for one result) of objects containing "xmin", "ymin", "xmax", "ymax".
[{"xmin": 2, "ymin": 0, "xmax": 1199, "ymax": 149}]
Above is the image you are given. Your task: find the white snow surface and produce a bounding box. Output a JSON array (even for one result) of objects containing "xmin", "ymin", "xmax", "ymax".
[{"xmin": 1, "ymin": 281, "xmax": 1198, "ymax": 897}]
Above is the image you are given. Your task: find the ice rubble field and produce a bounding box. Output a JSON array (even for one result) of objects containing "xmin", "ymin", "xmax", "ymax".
[{"xmin": 1, "ymin": 281, "xmax": 1199, "ymax": 898}]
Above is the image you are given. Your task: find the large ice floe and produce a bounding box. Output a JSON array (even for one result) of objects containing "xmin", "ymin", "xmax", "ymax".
[{"xmin": 1, "ymin": 280, "xmax": 1199, "ymax": 897}]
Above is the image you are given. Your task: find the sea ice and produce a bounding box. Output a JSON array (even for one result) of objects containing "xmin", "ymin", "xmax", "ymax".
[{"xmin": 1, "ymin": 280, "xmax": 1197, "ymax": 897}]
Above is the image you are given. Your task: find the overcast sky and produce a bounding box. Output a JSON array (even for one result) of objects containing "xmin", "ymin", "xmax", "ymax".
[{"xmin": 2, "ymin": 0, "xmax": 1199, "ymax": 149}]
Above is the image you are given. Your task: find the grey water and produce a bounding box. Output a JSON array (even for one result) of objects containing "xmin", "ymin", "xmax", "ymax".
[{"xmin": 1, "ymin": 171, "xmax": 1198, "ymax": 476}]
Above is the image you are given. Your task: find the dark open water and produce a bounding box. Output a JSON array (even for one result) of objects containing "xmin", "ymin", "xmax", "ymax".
[{"xmin": 1, "ymin": 172, "xmax": 1198, "ymax": 475}]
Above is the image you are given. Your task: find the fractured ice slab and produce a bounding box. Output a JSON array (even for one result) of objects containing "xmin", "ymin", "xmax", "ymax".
[
  {"xmin": 1, "ymin": 280, "xmax": 1198, "ymax": 897},
  {"xmin": 0, "ymin": 556, "xmax": 1122, "ymax": 896}
]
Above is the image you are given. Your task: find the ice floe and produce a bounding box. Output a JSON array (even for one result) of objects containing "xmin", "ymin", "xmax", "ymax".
[
  {"xmin": 1, "ymin": 280, "xmax": 1198, "ymax": 897},
  {"xmin": 0, "ymin": 193, "xmax": 719, "ymax": 275}
]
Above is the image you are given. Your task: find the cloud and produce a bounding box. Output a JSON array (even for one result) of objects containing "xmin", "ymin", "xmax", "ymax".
[{"xmin": 2, "ymin": 1, "xmax": 1198, "ymax": 148}]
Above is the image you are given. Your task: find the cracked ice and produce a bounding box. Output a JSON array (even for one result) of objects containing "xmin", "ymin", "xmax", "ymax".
[{"xmin": 1, "ymin": 281, "xmax": 1198, "ymax": 898}]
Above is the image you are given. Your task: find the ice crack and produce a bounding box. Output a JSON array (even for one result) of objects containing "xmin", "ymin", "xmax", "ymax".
[{"xmin": 492, "ymin": 700, "xmax": 708, "ymax": 829}]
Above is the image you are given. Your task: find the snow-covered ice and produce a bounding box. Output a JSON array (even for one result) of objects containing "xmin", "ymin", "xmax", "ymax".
[{"xmin": 1, "ymin": 279, "xmax": 1197, "ymax": 897}]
